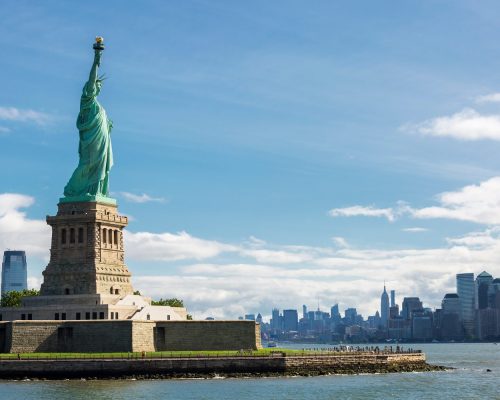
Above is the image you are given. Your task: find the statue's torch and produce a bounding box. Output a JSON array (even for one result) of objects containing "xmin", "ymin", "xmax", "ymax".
[{"xmin": 93, "ymin": 36, "xmax": 105, "ymax": 51}]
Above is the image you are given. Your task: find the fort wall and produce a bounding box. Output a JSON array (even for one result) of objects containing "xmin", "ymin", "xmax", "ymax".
[{"xmin": 0, "ymin": 320, "xmax": 261, "ymax": 353}]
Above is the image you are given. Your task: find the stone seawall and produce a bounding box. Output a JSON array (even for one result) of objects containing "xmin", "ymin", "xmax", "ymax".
[
  {"xmin": 0, "ymin": 320, "xmax": 261, "ymax": 353},
  {"xmin": 0, "ymin": 353, "xmax": 441, "ymax": 379}
]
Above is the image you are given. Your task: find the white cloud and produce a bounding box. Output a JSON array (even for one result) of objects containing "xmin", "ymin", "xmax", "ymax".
[
  {"xmin": 331, "ymin": 177, "xmax": 500, "ymax": 225},
  {"xmin": 446, "ymin": 230, "xmax": 498, "ymax": 248},
  {"xmin": 119, "ymin": 192, "xmax": 165, "ymax": 203},
  {"xmin": 125, "ymin": 230, "xmax": 237, "ymax": 261},
  {"xmin": 329, "ymin": 205, "xmax": 395, "ymax": 222},
  {"xmin": 239, "ymin": 248, "xmax": 314, "ymax": 264},
  {"xmin": 412, "ymin": 176, "xmax": 500, "ymax": 224},
  {"xmin": 28, "ymin": 276, "xmax": 42, "ymax": 290},
  {"xmin": 402, "ymin": 227, "xmax": 428, "ymax": 233},
  {"xmin": 4, "ymin": 191, "xmax": 500, "ymax": 320},
  {"xmin": 0, "ymin": 107, "xmax": 51, "ymax": 125},
  {"xmin": 246, "ymin": 236, "xmax": 267, "ymax": 247},
  {"xmin": 0, "ymin": 126, "xmax": 10, "ymax": 133},
  {"xmin": 410, "ymin": 108, "xmax": 500, "ymax": 141},
  {"xmin": 0, "ymin": 193, "xmax": 50, "ymax": 258},
  {"xmin": 332, "ymin": 236, "xmax": 349, "ymax": 247},
  {"xmin": 133, "ymin": 231, "xmax": 500, "ymax": 319},
  {"xmin": 476, "ymin": 93, "xmax": 500, "ymax": 103}
]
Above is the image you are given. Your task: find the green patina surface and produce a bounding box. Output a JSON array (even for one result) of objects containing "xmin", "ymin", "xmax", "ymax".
[
  {"xmin": 59, "ymin": 194, "xmax": 116, "ymax": 205},
  {"xmin": 62, "ymin": 40, "xmax": 114, "ymax": 203}
]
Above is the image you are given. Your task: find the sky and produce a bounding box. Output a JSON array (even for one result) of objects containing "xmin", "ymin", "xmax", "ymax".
[{"xmin": 1, "ymin": 0, "xmax": 500, "ymax": 320}]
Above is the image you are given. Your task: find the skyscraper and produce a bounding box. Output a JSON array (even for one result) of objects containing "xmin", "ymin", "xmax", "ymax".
[
  {"xmin": 476, "ymin": 271, "xmax": 493, "ymax": 309},
  {"xmin": 1, "ymin": 250, "xmax": 28, "ymax": 297},
  {"xmin": 271, "ymin": 308, "xmax": 281, "ymax": 332},
  {"xmin": 456, "ymin": 273, "xmax": 475, "ymax": 337},
  {"xmin": 441, "ymin": 293, "xmax": 463, "ymax": 340},
  {"xmin": 344, "ymin": 308, "xmax": 357, "ymax": 325},
  {"xmin": 302, "ymin": 304, "xmax": 307, "ymax": 319},
  {"xmin": 390, "ymin": 290, "xmax": 396, "ymax": 308},
  {"xmin": 380, "ymin": 285, "xmax": 390, "ymax": 328},
  {"xmin": 283, "ymin": 309, "xmax": 298, "ymax": 332},
  {"xmin": 402, "ymin": 297, "xmax": 423, "ymax": 320},
  {"xmin": 331, "ymin": 304, "xmax": 340, "ymax": 320},
  {"xmin": 442, "ymin": 293, "xmax": 461, "ymax": 315}
]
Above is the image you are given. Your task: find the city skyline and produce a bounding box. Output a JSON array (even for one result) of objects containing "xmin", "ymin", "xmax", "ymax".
[
  {"xmin": 261, "ymin": 269, "xmax": 500, "ymax": 341},
  {"xmin": 2, "ymin": 1, "xmax": 500, "ymax": 318}
]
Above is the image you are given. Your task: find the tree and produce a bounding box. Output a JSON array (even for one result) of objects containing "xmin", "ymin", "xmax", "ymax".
[
  {"xmin": 151, "ymin": 298, "xmax": 184, "ymax": 307},
  {"xmin": 0, "ymin": 289, "xmax": 40, "ymax": 308},
  {"xmin": 133, "ymin": 290, "xmax": 142, "ymax": 295}
]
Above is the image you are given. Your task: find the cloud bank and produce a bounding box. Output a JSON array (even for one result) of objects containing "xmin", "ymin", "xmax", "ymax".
[
  {"xmin": 2, "ymin": 190, "xmax": 499, "ymax": 319},
  {"xmin": 330, "ymin": 176, "xmax": 500, "ymax": 225},
  {"xmin": 0, "ymin": 106, "xmax": 51, "ymax": 126}
]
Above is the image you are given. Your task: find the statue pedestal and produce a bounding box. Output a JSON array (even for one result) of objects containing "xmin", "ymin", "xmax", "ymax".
[
  {"xmin": 42, "ymin": 200, "xmax": 130, "ymax": 296},
  {"xmin": 60, "ymin": 195, "xmax": 116, "ymax": 206}
]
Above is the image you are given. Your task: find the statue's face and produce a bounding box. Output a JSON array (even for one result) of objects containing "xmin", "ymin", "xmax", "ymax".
[{"xmin": 96, "ymin": 81, "xmax": 102, "ymax": 95}]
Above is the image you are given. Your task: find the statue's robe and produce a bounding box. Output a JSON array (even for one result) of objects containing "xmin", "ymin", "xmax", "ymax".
[{"xmin": 64, "ymin": 81, "xmax": 113, "ymax": 197}]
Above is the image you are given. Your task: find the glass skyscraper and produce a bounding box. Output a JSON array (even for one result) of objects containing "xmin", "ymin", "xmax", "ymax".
[
  {"xmin": 475, "ymin": 271, "xmax": 493, "ymax": 309},
  {"xmin": 1, "ymin": 250, "xmax": 28, "ymax": 296},
  {"xmin": 456, "ymin": 273, "xmax": 475, "ymax": 338}
]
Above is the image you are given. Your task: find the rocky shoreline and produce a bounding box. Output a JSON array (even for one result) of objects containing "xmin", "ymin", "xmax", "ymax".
[{"xmin": 0, "ymin": 353, "xmax": 447, "ymax": 380}]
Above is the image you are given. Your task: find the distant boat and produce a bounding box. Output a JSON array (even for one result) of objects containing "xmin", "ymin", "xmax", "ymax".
[{"xmin": 267, "ymin": 341, "xmax": 277, "ymax": 348}]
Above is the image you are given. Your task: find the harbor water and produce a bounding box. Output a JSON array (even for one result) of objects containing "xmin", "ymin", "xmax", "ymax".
[{"xmin": 0, "ymin": 343, "xmax": 498, "ymax": 400}]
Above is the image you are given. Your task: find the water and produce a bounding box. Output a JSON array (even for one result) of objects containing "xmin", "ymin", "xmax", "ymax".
[{"xmin": 0, "ymin": 343, "xmax": 498, "ymax": 400}]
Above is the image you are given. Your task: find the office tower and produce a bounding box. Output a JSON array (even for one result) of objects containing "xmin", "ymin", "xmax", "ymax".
[
  {"xmin": 390, "ymin": 290, "xmax": 396, "ymax": 307},
  {"xmin": 442, "ymin": 293, "xmax": 461, "ymax": 315},
  {"xmin": 283, "ymin": 309, "xmax": 298, "ymax": 332},
  {"xmin": 389, "ymin": 305, "xmax": 399, "ymax": 319},
  {"xmin": 331, "ymin": 304, "xmax": 341, "ymax": 322},
  {"xmin": 401, "ymin": 297, "xmax": 423, "ymax": 320},
  {"xmin": 302, "ymin": 304, "xmax": 307, "ymax": 319},
  {"xmin": 1, "ymin": 250, "xmax": 28, "ymax": 296},
  {"xmin": 489, "ymin": 278, "xmax": 500, "ymax": 309},
  {"xmin": 476, "ymin": 271, "xmax": 493, "ymax": 309},
  {"xmin": 271, "ymin": 308, "xmax": 281, "ymax": 332},
  {"xmin": 380, "ymin": 285, "xmax": 390, "ymax": 328},
  {"xmin": 456, "ymin": 273, "xmax": 475, "ymax": 337},
  {"xmin": 412, "ymin": 309, "xmax": 433, "ymax": 340},
  {"xmin": 441, "ymin": 293, "xmax": 463, "ymax": 340},
  {"xmin": 244, "ymin": 314, "xmax": 255, "ymax": 321},
  {"xmin": 344, "ymin": 308, "xmax": 357, "ymax": 325}
]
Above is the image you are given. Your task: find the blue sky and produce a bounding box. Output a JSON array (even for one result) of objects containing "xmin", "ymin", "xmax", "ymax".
[{"xmin": 2, "ymin": 1, "xmax": 500, "ymax": 319}]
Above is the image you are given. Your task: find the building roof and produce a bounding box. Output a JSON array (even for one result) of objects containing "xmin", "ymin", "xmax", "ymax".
[
  {"xmin": 492, "ymin": 278, "xmax": 500, "ymax": 284},
  {"xmin": 477, "ymin": 271, "xmax": 492, "ymax": 278},
  {"xmin": 444, "ymin": 293, "xmax": 459, "ymax": 298}
]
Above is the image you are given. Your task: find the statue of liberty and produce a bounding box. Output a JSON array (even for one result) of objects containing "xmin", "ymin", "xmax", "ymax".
[{"xmin": 62, "ymin": 37, "xmax": 115, "ymax": 204}]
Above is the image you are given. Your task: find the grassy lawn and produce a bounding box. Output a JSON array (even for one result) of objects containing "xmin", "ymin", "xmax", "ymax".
[{"xmin": 0, "ymin": 348, "xmax": 347, "ymax": 360}]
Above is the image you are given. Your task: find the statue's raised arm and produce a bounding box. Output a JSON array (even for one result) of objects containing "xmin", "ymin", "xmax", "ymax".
[
  {"xmin": 84, "ymin": 37, "xmax": 105, "ymax": 99},
  {"xmin": 62, "ymin": 37, "xmax": 115, "ymax": 204},
  {"xmin": 88, "ymin": 50, "xmax": 101, "ymax": 86}
]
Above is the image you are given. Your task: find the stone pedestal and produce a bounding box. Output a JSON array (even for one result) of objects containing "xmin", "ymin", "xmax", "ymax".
[{"xmin": 40, "ymin": 201, "xmax": 133, "ymax": 296}]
